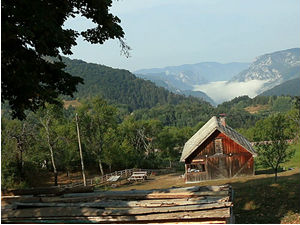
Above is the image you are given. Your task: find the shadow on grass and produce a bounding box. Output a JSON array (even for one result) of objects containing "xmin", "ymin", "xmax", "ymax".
[{"xmin": 231, "ymin": 171, "xmax": 300, "ymax": 224}]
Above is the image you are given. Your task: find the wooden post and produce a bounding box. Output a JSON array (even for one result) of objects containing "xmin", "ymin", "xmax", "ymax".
[{"xmin": 75, "ymin": 113, "xmax": 86, "ymax": 187}]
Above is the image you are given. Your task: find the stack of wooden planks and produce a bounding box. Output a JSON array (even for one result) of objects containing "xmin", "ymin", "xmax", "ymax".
[{"xmin": 1, "ymin": 185, "xmax": 234, "ymax": 224}]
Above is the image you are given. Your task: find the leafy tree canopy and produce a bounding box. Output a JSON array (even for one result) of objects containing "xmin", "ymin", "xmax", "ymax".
[
  {"xmin": 254, "ymin": 114, "xmax": 295, "ymax": 181},
  {"xmin": 2, "ymin": 0, "xmax": 129, "ymax": 119}
]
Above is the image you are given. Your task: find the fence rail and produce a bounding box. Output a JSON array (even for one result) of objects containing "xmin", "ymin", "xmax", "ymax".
[
  {"xmin": 61, "ymin": 168, "xmax": 175, "ymax": 188},
  {"xmin": 62, "ymin": 168, "xmax": 142, "ymax": 188}
]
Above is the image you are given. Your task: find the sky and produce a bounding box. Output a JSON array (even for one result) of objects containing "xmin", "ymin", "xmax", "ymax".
[{"xmin": 64, "ymin": 0, "xmax": 300, "ymax": 72}]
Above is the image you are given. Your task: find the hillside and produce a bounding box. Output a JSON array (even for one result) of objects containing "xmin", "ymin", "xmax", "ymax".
[
  {"xmin": 61, "ymin": 57, "xmax": 212, "ymax": 112},
  {"xmin": 260, "ymin": 77, "xmax": 300, "ymax": 97},
  {"xmin": 230, "ymin": 48, "xmax": 300, "ymax": 94},
  {"xmin": 133, "ymin": 76, "xmax": 215, "ymax": 105}
]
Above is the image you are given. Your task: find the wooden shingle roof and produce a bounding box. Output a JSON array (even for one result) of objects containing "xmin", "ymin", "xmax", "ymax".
[{"xmin": 180, "ymin": 116, "xmax": 256, "ymax": 162}]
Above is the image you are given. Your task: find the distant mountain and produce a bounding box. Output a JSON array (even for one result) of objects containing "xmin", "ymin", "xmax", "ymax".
[
  {"xmin": 135, "ymin": 62, "xmax": 249, "ymax": 90},
  {"xmin": 180, "ymin": 90, "xmax": 215, "ymax": 105},
  {"xmin": 260, "ymin": 77, "xmax": 300, "ymax": 96},
  {"xmin": 230, "ymin": 48, "xmax": 300, "ymax": 93},
  {"xmin": 134, "ymin": 76, "xmax": 215, "ymax": 105},
  {"xmin": 60, "ymin": 57, "xmax": 212, "ymax": 111}
]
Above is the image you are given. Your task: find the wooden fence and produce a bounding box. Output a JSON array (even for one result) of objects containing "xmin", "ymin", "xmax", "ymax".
[
  {"xmin": 62, "ymin": 168, "xmax": 142, "ymax": 188},
  {"xmin": 61, "ymin": 168, "xmax": 175, "ymax": 188}
]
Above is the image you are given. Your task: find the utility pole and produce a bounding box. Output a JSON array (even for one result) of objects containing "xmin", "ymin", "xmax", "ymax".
[{"xmin": 75, "ymin": 113, "xmax": 86, "ymax": 186}]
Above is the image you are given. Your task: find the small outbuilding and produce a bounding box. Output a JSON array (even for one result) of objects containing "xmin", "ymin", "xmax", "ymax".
[{"xmin": 180, "ymin": 116, "xmax": 256, "ymax": 183}]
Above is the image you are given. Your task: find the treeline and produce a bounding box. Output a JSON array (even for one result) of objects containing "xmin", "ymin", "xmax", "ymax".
[
  {"xmin": 132, "ymin": 95, "xmax": 296, "ymax": 129},
  {"xmin": 1, "ymin": 97, "xmax": 196, "ymax": 189}
]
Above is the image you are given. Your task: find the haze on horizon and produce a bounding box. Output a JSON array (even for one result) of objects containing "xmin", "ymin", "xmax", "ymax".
[{"xmin": 64, "ymin": 0, "xmax": 300, "ymax": 72}]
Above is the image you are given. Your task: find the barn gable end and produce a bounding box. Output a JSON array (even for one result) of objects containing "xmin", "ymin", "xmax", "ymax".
[{"xmin": 181, "ymin": 116, "xmax": 256, "ymax": 183}]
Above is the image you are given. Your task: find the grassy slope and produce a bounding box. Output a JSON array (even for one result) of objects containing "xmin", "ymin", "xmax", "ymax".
[
  {"xmin": 233, "ymin": 170, "xmax": 300, "ymax": 224},
  {"xmin": 282, "ymin": 142, "xmax": 300, "ymax": 169},
  {"xmin": 110, "ymin": 143, "xmax": 300, "ymax": 224}
]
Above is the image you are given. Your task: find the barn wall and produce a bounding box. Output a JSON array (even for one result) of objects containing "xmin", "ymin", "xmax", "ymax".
[{"xmin": 185, "ymin": 130, "xmax": 254, "ymax": 182}]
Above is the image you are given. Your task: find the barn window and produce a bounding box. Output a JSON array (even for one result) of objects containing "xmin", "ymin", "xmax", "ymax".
[
  {"xmin": 214, "ymin": 138, "xmax": 223, "ymax": 154},
  {"xmin": 187, "ymin": 163, "xmax": 206, "ymax": 173}
]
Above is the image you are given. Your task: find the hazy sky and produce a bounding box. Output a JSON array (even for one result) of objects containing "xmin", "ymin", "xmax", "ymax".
[{"xmin": 64, "ymin": 0, "xmax": 300, "ymax": 72}]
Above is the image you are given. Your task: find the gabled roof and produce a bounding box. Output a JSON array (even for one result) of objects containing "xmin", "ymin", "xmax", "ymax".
[{"xmin": 180, "ymin": 116, "xmax": 256, "ymax": 162}]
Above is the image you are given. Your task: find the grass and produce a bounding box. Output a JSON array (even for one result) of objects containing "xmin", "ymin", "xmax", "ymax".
[
  {"xmin": 232, "ymin": 170, "xmax": 300, "ymax": 224},
  {"xmin": 282, "ymin": 142, "xmax": 300, "ymax": 169}
]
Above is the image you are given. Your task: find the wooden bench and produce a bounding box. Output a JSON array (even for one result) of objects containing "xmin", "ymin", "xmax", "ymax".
[{"xmin": 128, "ymin": 171, "xmax": 147, "ymax": 181}]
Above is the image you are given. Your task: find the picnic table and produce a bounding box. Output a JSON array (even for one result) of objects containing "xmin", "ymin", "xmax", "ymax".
[
  {"xmin": 128, "ymin": 171, "xmax": 147, "ymax": 181},
  {"xmin": 107, "ymin": 175, "xmax": 120, "ymax": 182}
]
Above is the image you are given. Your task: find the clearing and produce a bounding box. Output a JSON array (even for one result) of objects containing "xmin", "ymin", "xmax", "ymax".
[{"xmin": 244, "ymin": 104, "xmax": 270, "ymax": 114}]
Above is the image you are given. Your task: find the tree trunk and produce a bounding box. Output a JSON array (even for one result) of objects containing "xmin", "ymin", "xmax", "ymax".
[
  {"xmin": 49, "ymin": 144, "xmax": 58, "ymax": 186},
  {"xmin": 98, "ymin": 159, "xmax": 104, "ymax": 176},
  {"xmin": 274, "ymin": 167, "xmax": 278, "ymax": 182},
  {"xmin": 75, "ymin": 113, "xmax": 86, "ymax": 186},
  {"xmin": 16, "ymin": 150, "xmax": 24, "ymax": 181},
  {"xmin": 54, "ymin": 171, "xmax": 58, "ymax": 186},
  {"xmin": 45, "ymin": 123, "xmax": 58, "ymax": 186},
  {"xmin": 109, "ymin": 164, "xmax": 112, "ymax": 173},
  {"xmin": 169, "ymin": 160, "xmax": 172, "ymax": 168}
]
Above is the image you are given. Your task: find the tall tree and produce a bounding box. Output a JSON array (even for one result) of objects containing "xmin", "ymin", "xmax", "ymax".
[
  {"xmin": 2, "ymin": 0, "xmax": 129, "ymax": 119},
  {"xmin": 36, "ymin": 103, "xmax": 64, "ymax": 186},
  {"xmin": 118, "ymin": 118, "xmax": 163, "ymax": 168},
  {"xmin": 77, "ymin": 97, "xmax": 117, "ymax": 175},
  {"xmin": 254, "ymin": 114, "xmax": 295, "ymax": 182},
  {"xmin": 1, "ymin": 118, "xmax": 36, "ymax": 183}
]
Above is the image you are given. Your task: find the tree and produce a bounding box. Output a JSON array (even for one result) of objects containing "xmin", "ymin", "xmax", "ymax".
[
  {"xmin": 1, "ymin": 117, "xmax": 38, "ymax": 186},
  {"xmin": 255, "ymin": 114, "xmax": 295, "ymax": 182},
  {"xmin": 2, "ymin": 0, "xmax": 129, "ymax": 119},
  {"xmin": 102, "ymin": 128, "xmax": 123, "ymax": 172},
  {"xmin": 118, "ymin": 118, "xmax": 163, "ymax": 168},
  {"xmin": 36, "ymin": 103, "xmax": 64, "ymax": 186},
  {"xmin": 1, "ymin": 118, "xmax": 36, "ymax": 181},
  {"xmin": 77, "ymin": 97, "xmax": 118, "ymax": 175},
  {"xmin": 157, "ymin": 126, "xmax": 193, "ymax": 168},
  {"xmin": 286, "ymin": 96, "xmax": 300, "ymax": 140}
]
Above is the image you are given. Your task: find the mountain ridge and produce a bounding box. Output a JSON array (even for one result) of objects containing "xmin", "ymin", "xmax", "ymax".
[
  {"xmin": 229, "ymin": 48, "xmax": 300, "ymax": 94},
  {"xmin": 135, "ymin": 61, "xmax": 249, "ymax": 103}
]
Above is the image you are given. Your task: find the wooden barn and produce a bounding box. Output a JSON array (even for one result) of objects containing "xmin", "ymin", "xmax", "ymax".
[{"xmin": 180, "ymin": 116, "xmax": 256, "ymax": 183}]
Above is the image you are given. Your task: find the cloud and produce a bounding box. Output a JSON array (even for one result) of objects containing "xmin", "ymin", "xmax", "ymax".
[{"xmin": 193, "ymin": 80, "xmax": 267, "ymax": 104}]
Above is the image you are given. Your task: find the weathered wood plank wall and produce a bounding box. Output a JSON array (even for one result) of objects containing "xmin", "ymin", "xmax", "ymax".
[{"xmin": 185, "ymin": 130, "xmax": 254, "ymax": 182}]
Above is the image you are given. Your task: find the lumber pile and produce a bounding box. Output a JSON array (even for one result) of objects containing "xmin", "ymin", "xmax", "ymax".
[{"xmin": 1, "ymin": 185, "xmax": 234, "ymax": 224}]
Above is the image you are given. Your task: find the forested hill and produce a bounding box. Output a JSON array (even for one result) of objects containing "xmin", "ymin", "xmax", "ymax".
[
  {"xmin": 260, "ymin": 77, "xmax": 300, "ymax": 97},
  {"xmin": 62, "ymin": 57, "xmax": 213, "ymax": 111}
]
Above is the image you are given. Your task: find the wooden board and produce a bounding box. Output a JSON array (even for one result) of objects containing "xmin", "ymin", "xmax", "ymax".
[
  {"xmin": 2, "ymin": 207, "xmax": 230, "ymax": 222},
  {"xmin": 1, "ymin": 185, "xmax": 233, "ymax": 224},
  {"xmin": 2, "ymin": 186, "xmax": 94, "ymax": 196},
  {"xmin": 13, "ymin": 196, "xmax": 230, "ymax": 208}
]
